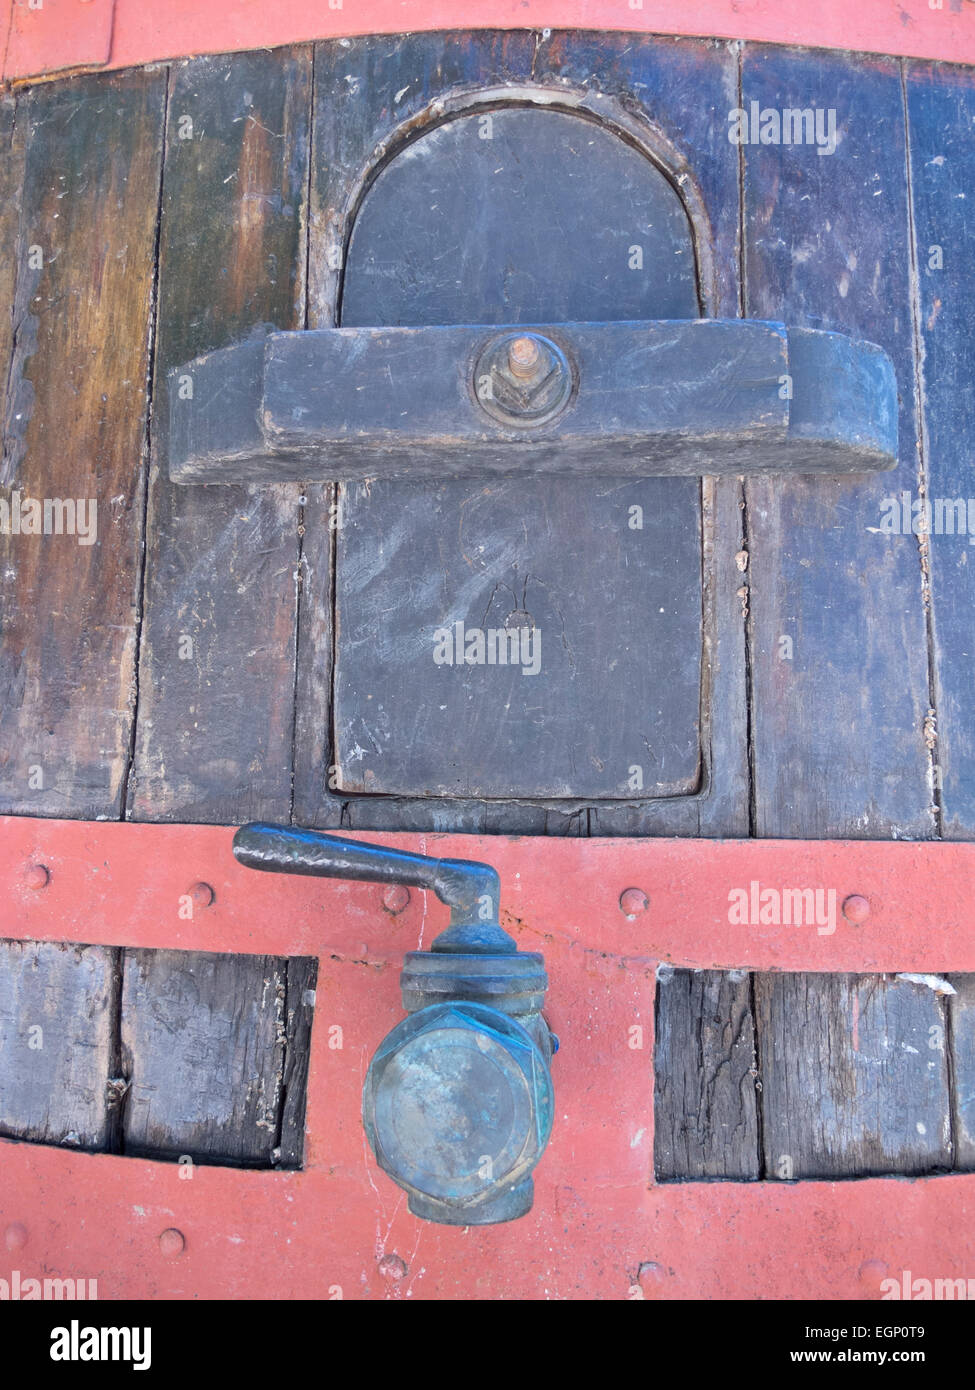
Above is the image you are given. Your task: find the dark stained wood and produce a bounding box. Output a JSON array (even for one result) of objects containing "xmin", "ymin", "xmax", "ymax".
[
  {"xmin": 126, "ymin": 48, "xmax": 311, "ymax": 822},
  {"xmin": 302, "ymin": 38, "xmax": 719, "ymax": 826},
  {"xmin": 0, "ymin": 940, "xmax": 115, "ymax": 1148},
  {"xmin": 0, "ymin": 70, "xmax": 166, "ymax": 818},
  {"xmin": 949, "ymin": 975, "xmax": 975, "ymax": 1170},
  {"xmin": 120, "ymin": 948, "xmax": 315, "ymax": 1167},
  {"xmin": 654, "ymin": 968, "xmax": 760, "ymax": 1180},
  {"xmin": 754, "ymin": 973, "xmax": 952, "ymax": 1178},
  {"xmin": 0, "ymin": 94, "xmax": 24, "ymax": 472},
  {"xmin": 743, "ymin": 46, "xmax": 933, "ymax": 840},
  {"xmin": 278, "ymin": 955, "xmax": 319, "ymax": 1168},
  {"xmin": 538, "ymin": 32, "xmax": 749, "ymax": 839},
  {"xmin": 905, "ymin": 62, "xmax": 975, "ymax": 838}
]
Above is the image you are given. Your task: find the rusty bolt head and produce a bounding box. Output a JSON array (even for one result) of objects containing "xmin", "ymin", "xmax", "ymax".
[
  {"xmin": 378, "ymin": 1253, "xmax": 408, "ymax": 1280},
  {"xmin": 189, "ymin": 881, "xmax": 215, "ymax": 908},
  {"xmin": 158, "ymin": 1228, "xmax": 185, "ymax": 1257},
  {"xmin": 382, "ymin": 885, "xmax": 411, "ymax": 915},
  {"xmin": 4, "ymin": 1222, "xmax": 28, "ymax": 1252},
  {"xmin": 842, "ymin": 894, "xmax": 870, "ymax": 924},
  {"xmin": 619, "ymin": 888, "xmax": 649, "ymax": 916},
  {"xmin": 508, "ymin": 336, "xmax": 541, "ymax": 379},
  {"xmin": 24, "ymin": 863, "xmax": 50, "ymax": 890}
]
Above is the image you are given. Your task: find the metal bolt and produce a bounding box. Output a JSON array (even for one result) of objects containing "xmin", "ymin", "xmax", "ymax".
[
  {"xmin": 378, "ymin": 1252, "xmax": 407, "ymax": 1280},
  {"xmin": 619, "ymin": 887, "xmax": 649, "ymax": 916},
  {"xmin": 507, "ymin": 336, "xmax": 541, "ymax": 379},
  {"xmin": 842, "ymin": 894, "xmax": 870, "ymax": 924},
  {"xmin": 188, "ymin": 881, "xmax": 215, "ymax": 908},
  {"xmin": 158, "ymin": 1228, "xmax": 185, "ymax": 1257},
  {"xmin": 382, "ymin": 885, "xmax": 410, "ymax": 915},
  {"xmin": 24, "ymin": 863, "xmax": 50, "ymax": 890},
  {"xmin": 4, "ymin": 1222, "xmax": 28, "ymax": 1252}
]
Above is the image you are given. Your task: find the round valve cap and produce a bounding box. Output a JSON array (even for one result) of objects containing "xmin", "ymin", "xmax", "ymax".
[{"xmin": 362, "ymin": 1001, "xmax": 554, "ymax": 1225}]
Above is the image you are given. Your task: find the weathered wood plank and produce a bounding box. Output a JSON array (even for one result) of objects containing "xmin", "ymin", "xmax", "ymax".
[
  {"xmin": 0, "ymin": 70, "xmax": 166, "ymax": 818},
  {"xmin": 949, "ymin": 975, "xmax": 975, "ymax": 1170},
  {"xmin": 277, "ymin": 955, "xmax": 319, "ymax": 1168},
  {"xmin": 654, "ymin": 968, "xmax": 760, "ymax": 1180},
  {"xmin": 121, "ymin": 948, "xmax": 308, "ymax": 1167},
  {"xmin": 0, "ymin": 939, "xmax": 115, "ymax": 1147},
  {"xmin": 743, "ymin": 46, "xmax": 933, "ymax": 839},
  {"xmin": 537, "ymin": 32, "xmax": 748, "ymax": 838},
  {"xmin": 754, "ymin": 974, "xmax": 951, "ymax": 1178},
  {"xmin": 0, "ymin": 94, "xmax": 24, "ymax": 458},
  {"xmin": 127, "ymin": 48, "xmax": 311, "ymax": 822},
  {"xmin": 300, "ymin": 35, "xmax": 738, "ymax": 829},
  {"xmin": 905, "ymin": 62, "xmax": 975, "ymax": 837}
]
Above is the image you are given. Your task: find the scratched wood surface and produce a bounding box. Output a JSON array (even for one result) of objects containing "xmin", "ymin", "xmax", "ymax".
[
  {"xmin": 0, "ymin": 70, "xmax": 165, "ymax": 818},
  {"xmin": 0, "ymin": 35, "xmax": 973, "ymax": 1180}
]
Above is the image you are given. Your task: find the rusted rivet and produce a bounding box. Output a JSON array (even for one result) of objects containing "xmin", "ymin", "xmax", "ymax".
[
  {"xmin": 637, "ymin": 1260, "xmax": 666, "ymax": 1293},
  {"xmin": 378, "ymin": 1252, "xmax": 407, "ymax": 1280},
  {"xmin": 508, "ymin": 335, "xmax": 541, "ymax": 378},
  {"xmin": 189, "ymin": 881, "xmax": 215, "ymax": 908},
  {"xmin": 159, "ymin": 1228, "xmax": 185, "ymax": 1257},
  {"xmin": 842, "ymin": 894, "xmax": 870, "ymax": 924},
  {"xmin": 619, "ymin": 888, "xmax": 649, "ymax": 916},
  {"xmin": 858, "ymin": 1258, "xmax": 888, "ymax": 1291},
  {"xmin": 4, "ymin": 1222, "xmax": 28, "ymax": 1252},
  {"xmin": 24, "ymin": 863, "xmax": 50, "ymax": 890},
  {"xmin": 382, "ymin": 885, "xmax": 410, "ymax": 915}
]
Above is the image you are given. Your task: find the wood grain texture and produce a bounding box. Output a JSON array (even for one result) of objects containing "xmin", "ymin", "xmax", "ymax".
[
  {"xmin": 0, "ymin": 939, "xmax": 115, "ymax": 1147},
  {"xmin": 121, "ymin": 948, "xmax": 313, "ymax": 1167},
  {"xmin": 654, "ymin": 968, "xmax": 760, "ymax": 1180},
  {"xmin": 0, "ymin": 95, "xmax": 24, "ymax": 469},
  {"xmin": 905, "ymin": 62, "xmax": 975, "ymax": 838},
  {"xmin": 743, "ymin": 46, "xmax": 933, "ymax": 839},
  {"xmin": 0, "ymin": 70, "xmax": 166, "ymax": 818},
  {"xmin": 127, "ymin": 48, "xmax": 311, "ymax": 822},
  {"xmin": 538, "ymin": 32, "xmax": 749, "ymax": 838},
  {"xmin": 949, "ymin": 975, "xmax": 975, "ymax": 1170},
  {"xmin": 754, "ymin": 973, "xmax": 951, "ymax": 1178}
]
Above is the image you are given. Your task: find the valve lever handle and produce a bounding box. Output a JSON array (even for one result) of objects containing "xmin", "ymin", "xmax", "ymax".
[{"xmin": 233, "ymin": 822, "xmax": 515, "ymax": 955}]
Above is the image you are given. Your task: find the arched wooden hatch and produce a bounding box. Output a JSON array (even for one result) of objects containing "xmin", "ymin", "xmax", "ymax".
[{"xmin": 334, "ymin": 101, "xmax": 705, "ymax": 806}]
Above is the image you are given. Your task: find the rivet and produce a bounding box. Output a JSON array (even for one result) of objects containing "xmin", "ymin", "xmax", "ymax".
[
  {"xmin": 858, "ymin": 1258, "xmax": 888, "ymax": 1291},
  {"xmin": 637, "ymin": 1260, "xmax": 665, "ymax": 1289},
  {"xmin": 4, "ymin": 1222, "xmax": 28, "ymax": 1252},
  {"xmin": 619, "ymin": 888, "xmax": 649, "ymax": 916},
  {"xmin": 189, "ymin": 881, "xmax": 215, "ymax": 908},
  {"xmin": 24, "ymin": 863, "xmax": 50, "ymax": 890},
  {"xmin": 378, "ymin": 1252, "xmax": 407, "ymax": 1280},
  {"xmin": 382, "ymin": 885, "xmax": 410, "ymax": 915},
  {"xmin": 842, "ymin": 894, "xmax": 870, "ymax": 924},
  {"xmin": 158, "ymin": 1228, "xmax": 185, "ymax": 1257}
]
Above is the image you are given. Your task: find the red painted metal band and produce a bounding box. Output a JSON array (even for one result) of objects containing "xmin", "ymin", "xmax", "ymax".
[
  {"xmin": 4, "ymin": 1, "xmax": 975, "ymax": 85},
  {"xmin": 1, "ymin": 817, "xmax": 973, "ymax": 1300},
  {"xmin": 4, "ymin": 817, "xmax": 974, "ymax": 971}
]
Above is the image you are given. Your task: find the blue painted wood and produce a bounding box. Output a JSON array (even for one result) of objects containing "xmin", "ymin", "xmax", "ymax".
[
  {"xmin": 743, "ymin": 46, "xmax": 934, "ymax": 839},
  {"xmin": 905, "ymin": 61, "xmax": 975, "ymax": 839}
]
